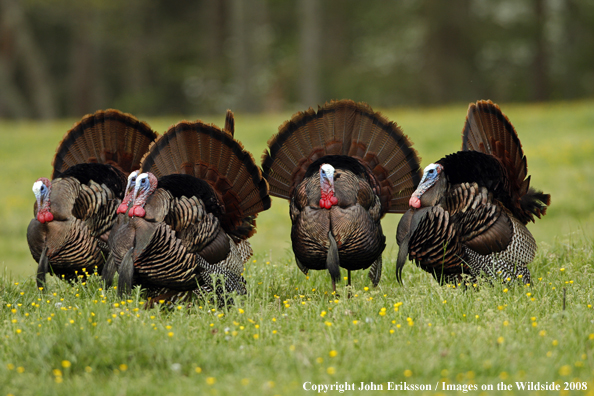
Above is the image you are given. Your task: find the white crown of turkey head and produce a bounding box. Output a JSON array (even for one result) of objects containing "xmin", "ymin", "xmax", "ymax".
[
  {"xmin": 129, "ymin": 172, "xmax": 158, "ymax": 218},
  {"xmin": 409, "ymin": 163, "xmax": 443, "ymax": 208},
  {"xmin": 32, "ymin": 177, "xmax": 54, "ymax": 223},
  {"xmin": 319, "ymin": 163, "xmax": 338, "ymax": 209},
  {"xmin": 117, "ymin": 170, "xmax": 140, "ymax": 215}
]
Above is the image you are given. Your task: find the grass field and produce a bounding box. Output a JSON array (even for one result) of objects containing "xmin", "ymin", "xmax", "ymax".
[{"xmin": 0, "ymin": 100, "xmax": 593, "ymax": 395}]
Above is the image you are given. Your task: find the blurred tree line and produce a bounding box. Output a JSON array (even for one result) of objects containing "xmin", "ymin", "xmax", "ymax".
[{"xmin": 0, "ymin": 0, "xmax": 592, "ymax": 119}]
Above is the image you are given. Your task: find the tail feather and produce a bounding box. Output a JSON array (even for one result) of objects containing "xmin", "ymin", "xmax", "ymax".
[
  {"xmin": 262, "ymin": 99, "xmax": 422, "ymax": 213},
  {"xmin": 52, "ymin": 109, "xmax": 158, "ymax": 179},
  {"xmin": 462, "ymin": 100, "xmax": 526, "ymax": 184},
  {"xmin": 321, "ymin": 105, "xmax": 337, "ymax": 150},
  {"xmin": 141, "ymin": 120, "xmax": 270, "ymax": 239},
  {"xmin": 462, "ymin": 100, "xmax": 549, "ymax": 223},
  {"xmin": 520, "ymin": 188, "xmax": 551, "ymax": 221},
  {"xmin": 224, "ymin": 110, "xmax": 235, "ymax": 137}
]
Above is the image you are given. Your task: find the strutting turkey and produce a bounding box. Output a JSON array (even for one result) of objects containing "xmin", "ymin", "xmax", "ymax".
[
  {"xmin": 262, "ymin": 100, "xmax": 422, "ymax": 291},
  {"xmin": 27, "ymin": 110, "xmax": 158, "ymax": 288},
  {"xmin": 106, "ymin": 111, "xmax": 270, "ymax": 304},
  {"xmin": 396, "ymin": 100, "xmax": 550, "ymax": 285}
]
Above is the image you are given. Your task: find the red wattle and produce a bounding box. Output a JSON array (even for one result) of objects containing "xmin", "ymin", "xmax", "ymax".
[
  {"xmin": 117, "ymin": 202, "xmax": 129, "ymax": 214},
  {"xmin": 128, "ymin": 205, "xmax": 146, "ymax": 218},
  {"xmin": 409, "ymin": 196, "xmax": 421, "ymax": 209},
  {"xmin": 320, "ymin": 191, "xmax": 338, "ymax": 209},
  {"xmin": 37, "ymin": 211, "xmax": 54, "ymax": 223}
]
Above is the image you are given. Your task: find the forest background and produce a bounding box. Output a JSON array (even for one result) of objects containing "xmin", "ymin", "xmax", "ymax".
[{"xmin": 1, "ymin": 0, "xmax": 593, "ymax": 119}]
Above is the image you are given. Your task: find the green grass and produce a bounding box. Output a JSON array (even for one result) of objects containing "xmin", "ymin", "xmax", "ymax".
[
  {"xmin": 0, "ymin": 238, "xmax": 593, "ymax": 395},
  {"xmin": 0, "ymin": 100, "xmax": 593, "ymax": 395}
]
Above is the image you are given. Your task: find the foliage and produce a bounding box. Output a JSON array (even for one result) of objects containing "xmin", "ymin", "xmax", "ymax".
[{"xmin": 1, "ymin": 0, "xmax": 594, "ymax": 117}]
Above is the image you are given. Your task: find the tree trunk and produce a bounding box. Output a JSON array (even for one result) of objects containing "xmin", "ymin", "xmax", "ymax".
[
  {"xmin": 0, "ymin": 0, "xmax": 56, "ymax": 119},
  {"xmin": 532, "ymin": 0, "xmax": 549, "ymax": 101},
  {"xmin": 298, "ymin": 0, "xmax": 321, "ymax": 107},
  {"xmin": 230, "ymin": 0, "xmax": 250, "ymax": 112},
  {"xmin": 421, "ymin": 0, "xmax": 475, "ymax": 104},
  {"xmin": 0, "ymin": 17, "xmax": 30, "ymax": 118}
]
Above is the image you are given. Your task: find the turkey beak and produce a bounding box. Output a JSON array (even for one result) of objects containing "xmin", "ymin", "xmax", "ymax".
[
  {"xmin": 126, "ymin": 171, "xmax": 138, "ymax": 196},
  {"xmin": 320, "ymin": 168, "xmax": 335, "ymax": 192},
  {"xmin": 34, "ymin": 191, "xmax": 42, "ymax": 211},
  {"xmin": 325, "ymin": 172, "xmax": 335, "ymax": 191},
  {"xmin": 126, "ymin": 171, "xmax": 139, "ymax": 204},
  {"xmin": 32, "ymin": 180, "xmax": 45, "ymax": 211},
  {"xmin": 132, "ymin": 177, "xmax": 144, "ymax": 203}
]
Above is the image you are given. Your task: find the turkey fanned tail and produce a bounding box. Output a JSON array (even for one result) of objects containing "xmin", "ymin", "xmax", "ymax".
[
  {"xmin": 461, "ymin": 100, "xmax": 550, "ymax": 224},
  {"xmin": 140, "ymin": 120, "xmax": 271, "ymax": 240},
  {"xmin": 263, "ymin": 99, "xmax": 421, "ymax": 213}
]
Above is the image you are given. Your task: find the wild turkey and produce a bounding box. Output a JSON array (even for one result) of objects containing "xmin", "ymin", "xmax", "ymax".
[
  {"xmin": 396, "ymin": 100, "xmax": 550, "ymax": 285},
  {"xmin": 27, "ymin": 110, "xmax": 158, "ymax": 288},
  {"xmin": 107, "ymin": 111, "xmax": 270, "ymax": 303},
  {"xmin": 262, "ymin": 99, "xmax": 422, "ymax": 291}
]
